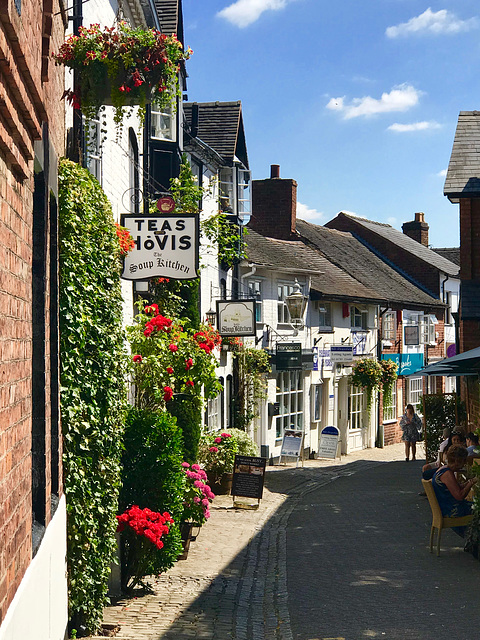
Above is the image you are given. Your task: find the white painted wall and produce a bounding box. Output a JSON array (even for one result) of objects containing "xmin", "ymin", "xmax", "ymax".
[{"xmin": 0, "ymin": 496, "xmax": 68, "ymax": 640}]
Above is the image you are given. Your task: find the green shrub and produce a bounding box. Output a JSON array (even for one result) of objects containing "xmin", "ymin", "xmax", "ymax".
[
  {"xmin": 223, "ymin": 428, "xmax": 259, "ymax": 457},
  {"xmin": 168, "ymin": 396, "xmax": 203, "ymax": 464},
  {"xmin": 119, "ymin": 408, "xmax": 184, "ymax": 588},
  {"xmin": 420, "ymin": 393, "xmax": 467, "ymax": 462},
  {"xmin": 59, "ymin": 159, "xmax": 127, "ymax": 635}
]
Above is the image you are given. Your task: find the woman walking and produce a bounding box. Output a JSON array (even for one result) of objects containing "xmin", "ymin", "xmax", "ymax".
[{"xmin": 400, "ymin": 403, "xmax": 422, "ymax": 461}]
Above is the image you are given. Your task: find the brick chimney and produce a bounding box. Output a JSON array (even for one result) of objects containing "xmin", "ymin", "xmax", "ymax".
[
  {"xmin": 250, "ymin": 165, "xmax": 297, "ymax": 240},
  {"xmin": 402, "ymin": 212, "xmax": 429, "ymax": 247}
]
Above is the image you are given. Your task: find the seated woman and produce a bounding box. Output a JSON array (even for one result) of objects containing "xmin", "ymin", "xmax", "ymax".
[
  {"xmin": 422, "ymin": 432, "xmax": 464, "ymax": 480},
  {"xmin": 466, "ymin": 432, "xmax": 480, "ymax": 456},
  {"xmin": 432, "ymin": 445, "xmax": 477, "ymax": 536}
]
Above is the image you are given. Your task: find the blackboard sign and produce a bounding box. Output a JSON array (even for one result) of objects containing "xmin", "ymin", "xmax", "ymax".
[
  {"xmin": 232, "ymin": 455, "xmax": 267, "ymax": 499},
  {"xmin": 275, "ymin": 343, "xmax": 302, "ymax": 370}
]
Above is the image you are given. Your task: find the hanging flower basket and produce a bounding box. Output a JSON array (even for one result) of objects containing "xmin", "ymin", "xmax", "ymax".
[
  {"xmin": 380, "ymin": 359, "xmax": 398, "ymax": 408},
  {"xmin": 53, "ymin": 22, "xmax": 192, "ymax": 127},
  {"xmin": 351, "ymin": 357, "xmax": 383, "ymax": 417}
]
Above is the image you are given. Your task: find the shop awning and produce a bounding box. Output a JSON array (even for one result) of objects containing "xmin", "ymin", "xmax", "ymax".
[{"xmin": 416, "ymin": 346, "xmax": 480, "ymax": 376}]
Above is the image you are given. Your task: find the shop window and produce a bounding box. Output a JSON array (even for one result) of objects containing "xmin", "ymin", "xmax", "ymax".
[
  {"xmin": 406, "ymin": 376, "xmax": 423, "ymax": 412},
  {"xmin": 275, "ymin": 371, "xmax": 303, "ymax": 439},
  {"xmin": 348, "ymin": 386, "xmax": 364, "ymax": 430},
  {"xmin": 383, "ymin": 383, "xmax": 397, "ymax": 422}
]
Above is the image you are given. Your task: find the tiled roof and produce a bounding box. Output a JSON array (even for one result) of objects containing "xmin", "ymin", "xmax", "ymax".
[
  {"xmin": 444, "ymin": 111, "xmax": 480, "ymax": 201},
  {"xmin": 296, "ymin": 220, "xmax": 445, "ymax": 309},
  {"xmin": 326, "ymin": 212, "xmax": 459, "ymax": 277},
  {"xmin": 184, "ymin": 102, "xmax": 249, "ymax": 168},
  {"xmin": 245, "ymin": 229, "xmax": 443, "ymax": 309},
  {"xmin": 433, "ymin": 247, "xmax": 460, "ymax": 266},
  {"xmin": 154, "ymin": 0, "xmax": 182, "ymax": 37}
]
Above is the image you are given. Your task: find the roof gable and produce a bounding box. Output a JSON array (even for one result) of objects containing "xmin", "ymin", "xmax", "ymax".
[
  {"xmin": 184, "ymin": 101, "xmax": 249, "ymax": 168},
  {"xmin": 444, "ymin": 111, "xmax": 480, "ymax": 202}
]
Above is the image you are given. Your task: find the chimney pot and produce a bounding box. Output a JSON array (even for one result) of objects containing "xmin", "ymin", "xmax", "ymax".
[
  {"xmin": 415, "ymin": 212, "xmax": 425, "ymax": 222},
  {"xmin": 270, "ymin": 164, "xmax": 280, "ymax": 179}
]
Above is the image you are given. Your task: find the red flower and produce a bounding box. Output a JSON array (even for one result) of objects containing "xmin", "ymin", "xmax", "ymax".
[
  {"xmin": 209, "ymin": 446, "xmax": 218, "ymax": 453},
  {"xmin": 166, "ymin": 366, "xmax": 174, "ymax": 374},
  {"xmin": 145, "ymin": 303, "xmax": 159, "ymax": 315},
  {"xmin": 163, "ymin": 386, "xmax": 174, "ymax": 402},
  {"xmin": 185, "ymin": 358, "xmax": 193, "ymax": 371},
  {"xmin": 186, "ymin": 380, "xmax": 194, "ymax": 387},
  {"xmin": 132, "ymin": 355, "xmax": 143, "ymax": 363},
  {"xmin": 169, "ymin": 344, "xmax": 178, "ymax": 352}
]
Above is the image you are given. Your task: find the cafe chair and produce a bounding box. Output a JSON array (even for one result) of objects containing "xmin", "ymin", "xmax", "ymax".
[{"xmin": 421, "ymin": 479, "xmax": 473, "ymax": 556}]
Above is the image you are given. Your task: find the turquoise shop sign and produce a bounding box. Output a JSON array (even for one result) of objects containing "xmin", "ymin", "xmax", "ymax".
[{"xmin": 381, "ymin": 353, "xmax": 424, "ymax": 376}]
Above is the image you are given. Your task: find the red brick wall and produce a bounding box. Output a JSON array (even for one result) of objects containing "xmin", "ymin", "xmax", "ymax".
[
  {"xmin": 251, "ymin": 177, "xmax": 297, "ymax": 240},
  {"xmin": 0, "ymin": 0, "xmax": 65, "ymax": 623}
]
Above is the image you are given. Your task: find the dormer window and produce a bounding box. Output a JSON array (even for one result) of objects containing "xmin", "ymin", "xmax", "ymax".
[{"xmin": 219, "ymin": 165, "xmax": 251, "ymax": 221}]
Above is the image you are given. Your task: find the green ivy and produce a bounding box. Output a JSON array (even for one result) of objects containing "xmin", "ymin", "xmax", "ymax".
[
  {"xmin": 419, "ymin": 393, "xmax": 467, "ymax": 462},
  {"xmin": 59, "ymin": 159, "xmax": 127, "ymax": 636}
]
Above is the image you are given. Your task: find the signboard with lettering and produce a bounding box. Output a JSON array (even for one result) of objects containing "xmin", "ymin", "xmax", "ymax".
[
  {"xmin": 381, "ymin": 353, "xmax": 424, "ymax": 376},
  {"xmin": 232, "ymin": 455, "xmax": 267, "ymax": 499},
  {"xmin": 330, "ymin": 345, "xmax": 354, "ymax": 363},
  {"xmin": 217, "ymin": 299, "xmax": 256, "ymax": 337},
  {"xmin": 275, "ymin": 343, "xmax": 302, "ymax": 370},
  {"xmin": 120, "ymin": 213, "xmax": 199, "ymax": 281},
  {"xmin": 280, "ymin": 430, "xmax": 304, "ymax": 458},
  {"xmin": 318, "ymin": 425, "xmax": 340, "ymax": 460}
]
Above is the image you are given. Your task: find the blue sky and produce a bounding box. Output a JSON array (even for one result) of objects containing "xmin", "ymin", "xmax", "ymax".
[{"xmin": 182, "ymin": 0, "xmax": 480, "ymax": 247}]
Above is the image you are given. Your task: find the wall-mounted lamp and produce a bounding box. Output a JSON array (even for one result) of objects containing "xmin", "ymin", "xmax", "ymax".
[
  {"xmin": 205, "ymin": 308, "xmax": 216, "ymax": 326},
  {"xmin": 285, "ymin": 279, "xmax": 308, "ymax": 329}
]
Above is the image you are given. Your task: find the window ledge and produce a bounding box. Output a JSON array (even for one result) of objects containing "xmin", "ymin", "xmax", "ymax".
[
  {"xmin": 382, "ymin": 419, "xmax": 398, "ymax": 425},
  {"xmin": 317, "ymin": 327, "xmax": 334, "ymax": 333},
  {"xmin": 350, "ymin": 328, "xmax": 369, "ymax": 333}
]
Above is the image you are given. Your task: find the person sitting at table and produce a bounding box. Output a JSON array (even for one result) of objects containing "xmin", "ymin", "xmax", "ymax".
[
  {"xmin": 466, "ymin": 432, "xmax": 480, "ymax": 456},
  {"xmin": 422, "ymin": 432, "xmax": 464, "ymax": 480},
  {"xmin": 432, "ymin": 444, "xmax": 477, "ymax": 536}
]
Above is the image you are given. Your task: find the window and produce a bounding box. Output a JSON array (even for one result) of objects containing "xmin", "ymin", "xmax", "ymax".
[
  {"xmin": 277, "ymin": 282, "xmax": 297, "ymax": 324},
  {"xmin": 237, "ymin": 168, "xmax": 251, "ymax": 219},
  {"xmin": 383, "ymin": 383, "xmax": 397, "ymax": 422},
  {"xmin": 445, "ymin": 376, "xmax": 456, "ymax": 394},
  {"xmin": 311, "ymin": 383, "xmax": 323, "ymax": 423},
  {"xmin": 420, "ymin": 315, "xmax": 436, "ymax": 345},
  {"xmin": 206, "ymin": 381, "xmax": 223, "ymax": 431},
  {"xmin": 348, "ymin": 386, "xmax": 364, "ymax": 430},
  {"xmin": 85, "ymin": 116, "xmax": 102, "ymax": 182},
  {"xmin": 314, "ymin": 301, "xmax": 331, "ymax": 329},
  {"xmin": 218, "ymin": 166, "xmax": 251, "ymax": 218},
  {"xmin": 247, "ymin": 279, "xmax": 262, "ymax": 323},
  {"xmin": 350, "ymin": 306, "xmax": 368, "ymax": 330},
  {"xmin": 275, "ymin": 371, "xmax": 303, "ymax": 439},
  {"xmin": 382, "ymin": 311, "xmax": 396, "ymax": 341},
  {"xmin": 404, "ymin": 313, "xmax": 435, "ymax": 345},
  {"xmin": 219, "ymin": 168, "xmax": 235, "ymax": 213},
  {"xmin": 407, "ymin": 376, "xmax": 423, "ymax": 411},
  {"xmin": 151, "ymin": 103, "xmax": 175, "ymax": 141}
]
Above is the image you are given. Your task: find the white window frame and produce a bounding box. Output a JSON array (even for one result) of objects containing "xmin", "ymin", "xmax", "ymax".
[
  {"xmin": 348, "ymin": 385, "xmax": 364, "ymax": 430},
  {"xmin": 351, "ymin": 306, "xmax": 368, "ymax": 330},
  {"xmin": 151, "ymin": 102, "xmax": 176, "ymax": 142},
  {"xmin": 404, "ymin": 313, "xmax": 435, "ymax": 345},
  {"xmin": 277, "ymin": 282, "xmax": 296, "ymax": 324},
  {"xmin": 219, "ymin": 165, "xmax": 251, "ymax": 217},
  {"xmin": 314, "ymin": 301, "xmax": 332, "ymax": 330},
  {"xmin": 275, "ymin": 371, "xmax": 304, "ymax": 439},
  {"xmin": 407, "ymin": 376, "xmax": 423, "ymax": 412},
  {"xmin": 247, "ymin": 279, "xmax": 262, "ymax": 323},
  {"xmin": 382, "ymin": 311, "xmax": 396, "ymax": 342},
  {"xmin": 383, "ymin": 383, "xmax": 397, "ymax": 422},
  {"xmin": 206, "ymin": 391, "xmax": 221, "ymax": 431},
  {"xmin": 85, "ymin": 115, "xmax": 102, "ymax": 183},
  {"xmin": 311, "ymin": 383, "xmax": 323, "ymax": 423}
]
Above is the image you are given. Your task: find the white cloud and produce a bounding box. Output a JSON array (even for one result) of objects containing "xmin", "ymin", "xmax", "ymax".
[
  {"xmin": 387, "ymin": 121, "xmax": 441, "ymax": 132},
  {"xmin": 387, "ymin": 216, "xmax": 398, "ymax": 227},
  {"xmin": 437, "ymin": 169, "xmax": 447, "ymax": 177},
  {"xmin": 326, "ymin": 84, "xmax": 422, "ymax": 120},
  {"xmin": 296, "ymin": 202, "xmax": 323, "ymax": 222},
  {"xmin": 386, "ymin": 8, "xmax": 478, "ymax": 38},
  {"xmin": 217, "ymin": 0, "xmax": 292, "ymax": 28}
]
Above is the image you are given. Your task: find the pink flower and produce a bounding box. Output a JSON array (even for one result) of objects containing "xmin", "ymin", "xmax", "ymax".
[
  {"xmin": 181, "ymin": 462, "xmax": 190, "ymax": 468},
  {"xmin": 193, "ymin": 497, "xmax": 201, "ymax": 504},
  {"xmin": 214, "ymin": 437, "xmax": 222, "ymax": 444},
  {"xmin": 201, "ymin": 498, "xmax": 209, "ymax": 507},
  {"xmin": 132, "ymin": 354, "xmax": 143, "ymax": 363},
  {"xmin": 193, "ymin": 480, "xmax": 204, "ymax": 488},
  {"xmin": 169, "ymin": 344, "xmax": 178, "ymax": 352},
  {"xmin": 191, "ymin": 463, "xmax": 200, "ymax": 471},
  {"xmin": 209, "ymin": 446, "xmax": 218, "ymax": 453},
  {"xmin": 221, "ymin": 432, "xmax": 232, "ymax": 438}
]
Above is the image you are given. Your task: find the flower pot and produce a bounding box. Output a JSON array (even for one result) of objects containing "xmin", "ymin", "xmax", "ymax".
[
  {"xmin": 206, "ymin": 471, "xmax": 233, "ymax": 495},
  {"xmin": 178, "ymin": 522, "xmax": 197, "ymax": 561},
  {"xmin": 83, "ymin": 71, "xmax": 154, "ymax": 108}
]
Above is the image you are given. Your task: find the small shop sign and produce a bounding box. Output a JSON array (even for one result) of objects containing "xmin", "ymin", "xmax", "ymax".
[
  {"xmin": 330, "ymin": 345, "xmax": 354, "ymax": 363},
  {"xmin": 275, "ymin": 343, "xmax": 302, "ymax": 370},
  {"xmin": 120, "ymin": 213, "xmax": 199, "ymax": 281},
  {"xmin": 381, "ymin": 353, "xmax": 424, "ymax": 376},
  {"xmin": 280, "ymin": 430, "xmax": 304, "ymax": 459},
  {"xmin": 318, "ymin": 425, "xmax": 340, "ymax": 460},
  {"xmin": 232, "ymin": 455, "xmax": 267, "ymax": 500},
  {"xmin": 216, "ymin": 299, "xmax": 256, "ymax": 336}
]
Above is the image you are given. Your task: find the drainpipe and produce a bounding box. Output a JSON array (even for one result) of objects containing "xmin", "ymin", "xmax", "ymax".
[{"xmin": 71, "ymin": 0, "xmax": 83, "ymax": 164}]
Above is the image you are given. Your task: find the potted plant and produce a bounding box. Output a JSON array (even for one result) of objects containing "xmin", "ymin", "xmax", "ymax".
[
  {"xmin": 53, "ymin": 22, "xmax": 191, "ymax": 127},
  {"xmin": 198, "ymin": 431, "xmax": 239, "ymax": 494},
  {"xmin": 178, "ymin": 462, "xmax": 215, "ymax": 559}
]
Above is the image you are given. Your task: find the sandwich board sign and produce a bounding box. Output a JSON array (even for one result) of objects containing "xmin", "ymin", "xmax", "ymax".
[
  {"xmin": 280, "ymin": 430, "xmax": 304, "ymax": 467},
  {"xmin": 232, "ymin": 455, "xmax": 267, "ymax": 500},
  {"xmin": 318, "ymin": 425, "xmax": 340, "ymax": 460}
]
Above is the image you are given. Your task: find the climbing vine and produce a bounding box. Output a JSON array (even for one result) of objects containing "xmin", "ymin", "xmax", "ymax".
[{"xmin": 59, "ymin": 159, "xmax": 127, "ymax": 636}]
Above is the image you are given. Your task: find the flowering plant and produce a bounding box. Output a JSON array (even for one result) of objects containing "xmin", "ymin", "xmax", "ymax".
[
  {"xmin": 198, "ymin": 431, "xmax": 239, "ymax": 483},
  {"xmin": 181, "ymin": 462, "xmax": 215, "ymax": 526},
  {"xmin": 127, "ymin": 301, "xmax": 222, "ymax": 410},
  {"xmin": 380, "ymin": 359, "xmax": 398, "ymax": 408},
  {"xmin": 115, "ymin": 222, "xmax": 135, "ymax": 256},
  {"xmin": 116, "ymin": 505, "xmax": 174, "ymax": 590},
  {"xmin": 351, "ymin": 357, "xmax": 383, "ymax": 416},
  {"xmin": 53, "ymin": 22, "xmax": 192, "ymax": 126}
]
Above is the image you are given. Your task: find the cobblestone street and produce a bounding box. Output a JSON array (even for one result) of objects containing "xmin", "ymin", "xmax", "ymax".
[{"xmin": 89, "ymin": 443, "xmax": 480, "ymax": 640}]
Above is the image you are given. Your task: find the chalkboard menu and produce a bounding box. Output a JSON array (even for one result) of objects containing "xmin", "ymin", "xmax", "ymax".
[{"xmin": 231, "ymin": 455, "xmax": 267, "ymax": 499}]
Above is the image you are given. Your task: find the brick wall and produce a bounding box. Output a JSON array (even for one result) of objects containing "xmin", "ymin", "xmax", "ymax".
[
  {"xmin": 251, "ymin": 171, "xmax": 297, "ymax": 240},
  {"xmin": 0, "ymin": 0, "xmax": 65, "ymax": 623}
]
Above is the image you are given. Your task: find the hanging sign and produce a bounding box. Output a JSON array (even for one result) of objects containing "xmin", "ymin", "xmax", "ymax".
[
  {"xmin": 318, "ymin": 425, "xmax": 340, "ymax": 460},
  {"xmin": 217, "ymin": 299, "xmax": 256, "ymax": 336},
  {"xmin": 120, "ymin": 213, "xmax": 199, "ymax": 281},
  {"xmin": 156, "ymin": 196, "xmax": 175, "ymax": 213},
  {"xmin": 275, "ymin": 343, "xmax": 302, "ymax": 370},
  {"xmin": 232, "ymin": 455, "xmax": 267, "ymax": 499},
  {"xmin": 330, "ymin": 345, "xmax": 354, "ymax": 363}
]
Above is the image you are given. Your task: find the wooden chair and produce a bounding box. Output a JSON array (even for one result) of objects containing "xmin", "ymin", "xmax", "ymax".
[{"xmin": 421, "ymin": 479, "xmax": 473, "ymax": 556}]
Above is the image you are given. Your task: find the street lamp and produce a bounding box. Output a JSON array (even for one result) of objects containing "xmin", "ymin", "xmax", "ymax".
[
  {"xmin": 205, "ymin": 308, "xmax": 216, "ymax": 327},
  {"xmin": 285, "ymin": 279, "xmax": 308, "ymax": 328}
]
